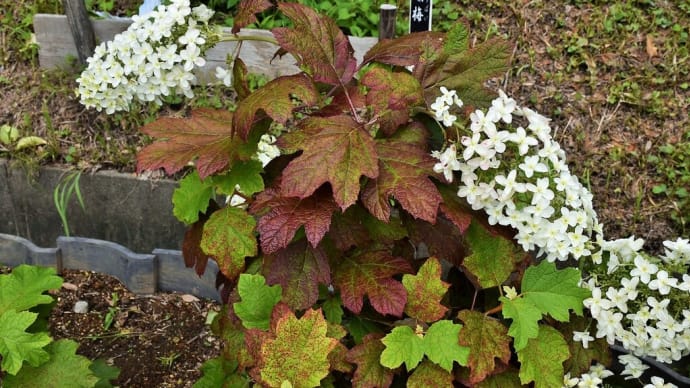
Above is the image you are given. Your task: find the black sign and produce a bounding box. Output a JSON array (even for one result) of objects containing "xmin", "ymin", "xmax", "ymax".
[{"xmin": 409, "ymin": 0, "xmax": 432, "ymax": 32}]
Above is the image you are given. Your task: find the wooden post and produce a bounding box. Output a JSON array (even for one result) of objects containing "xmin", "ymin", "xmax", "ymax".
[
  {"xmin": 378, "ymin": 4, "xmax": 397, "ymax": 40},
  {"xmin": 62, "ymin": 0, "xmax": 96, "ymax": 64}
]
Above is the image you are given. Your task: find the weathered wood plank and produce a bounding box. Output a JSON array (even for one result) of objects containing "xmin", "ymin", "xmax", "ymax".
[
  {"xmin": 61, "ymin": 0, "xmax": 96, "ymax": 64},
  {"xmin": 33, "ymin": 14, "xmax": 378, "ymax": 82}
]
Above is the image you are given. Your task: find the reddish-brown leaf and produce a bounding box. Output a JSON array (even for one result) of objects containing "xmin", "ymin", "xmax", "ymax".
[
  {"xmin": 233, "ymin": 73, "xmax": 318, "ymax": 140},
  {"xmin": 272, "ymin": 3, "xmax": 357, "ymax": 85},
  {"xmin": 362, "ymin": 31, "xmax": 445, "ymax": 67},
  {"xmin": 183, "ymin": 218, "xmax": 209, "ymax": 276},
  {"xmin": 232, "ymin": 56, "xmax": 251, "ymax": 100},
  {"xmin": 263, "ymin": 240, "xmax": 331, "ymax": 310},
  {"xmin": 438, "ymin": 185, "xmax": 473, "ymax": 234},
  {"xmin": 406, "ymin": 215, "xmax": 467, "ymax": 266},
  {"xmin": 332, "ymin": 249, "xmax": 413, "ymax": 316},
  {"xmin": 281, "ymin": 115, "xmax": 379, "ymax": 210},
  {"xmin": 231, "ymin": 0, "xmax": 273, "ymax": 33},
  {"xmin": 182, "ymin": 197, "xmax": 220, "ymax": 277},
  {"xmin": 361, "ymin": 67, "xmax": 424, "ymax": 135},
  {"xmin": 346, "ymin": 333, "xmax": 394, "ymax": 388},
  {"xmin": 361, "ymin": 137, "xmax": 441, "ymax": 223},
  {"xmin": 137, "ymin": 109, "xmax": 249, "ymax": 178},
  {"xmin": 252, "ymin": 187, "xmax": 338, "ymax": 254},
  {"xmin": 457, "ymin": 310, "xmax": 512, "ymax": 384}
]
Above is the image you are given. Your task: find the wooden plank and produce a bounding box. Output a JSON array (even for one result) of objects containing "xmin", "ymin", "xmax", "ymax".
[
  {"xmin": 61, "ymin": 0, "xmax": 96, "ymax": 64},
  {"xmin": 33, "ymin": 14, "xmax": 378, "ymax": 82}
]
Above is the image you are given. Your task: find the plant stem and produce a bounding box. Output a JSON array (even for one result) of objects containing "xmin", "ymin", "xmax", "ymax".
[
  {"xmin": 218, "ymin": 33, "xmax": 278, "ymax": 45},
  {"xmin": 484, "ymin": 304, "xmax": 503, "ymax": 316}
]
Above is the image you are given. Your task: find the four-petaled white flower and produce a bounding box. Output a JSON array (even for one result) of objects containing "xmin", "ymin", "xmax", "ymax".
[
  {"xmin": 432, "ymin": 144, "xmax": 462, "ymax": 182},
  {"xmin": 573, "ymin": 331, "xmax": 594, "ymax": 348}
]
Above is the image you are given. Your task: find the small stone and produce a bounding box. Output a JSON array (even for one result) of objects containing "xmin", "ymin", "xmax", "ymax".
[
  {"xmin": 61, "ymin": 282, "xmax": 78, "ymax": 291},
  {"xmin": 73, "ymin": 300, "xmax": 89, "ymax": 313},
  {"xmin": 180, "ymin": 294, "xmax": 199, "ymax": 303}
]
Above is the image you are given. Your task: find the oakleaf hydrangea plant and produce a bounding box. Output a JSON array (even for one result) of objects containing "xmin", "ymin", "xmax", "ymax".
[{"xmin": 76, "ymin": 0, "xmax": 688, "ymax": 386}]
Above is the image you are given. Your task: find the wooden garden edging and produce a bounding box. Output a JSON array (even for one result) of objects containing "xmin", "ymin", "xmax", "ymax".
[
  {"xmin": 33, "ymin": 14, "xmax": 379, "ymax": 82},
  {"xmin": 0, "ymin": 233, "xmax": 220, "ymax": 301}
]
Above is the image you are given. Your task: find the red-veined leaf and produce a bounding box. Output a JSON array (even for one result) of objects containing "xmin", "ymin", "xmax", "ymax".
[
  {"xmin": 231, "ymin": 0, "xmax": 273, "ymax": 33},
  {"xmin": 272, "ymin": 3, "xmax": 357, "ymax": 85},
  {"xmin": 137, "ymin": 108, "xmax": 252, "ymax": 178},
  {"xmin": 280, "ymin": 115, "xmax": 378, "ymax": 210},
  {"xmin": 233, "ymin": 73, "xmax": 318, "ymax": 140},
  {"xmin": 333, "ymin": 249, "xmax": 413, "ymax": 316},
  {"xmin": 263, "ymin": 240, "xmax": 331, "ymax": 310},
  {"xmin": 361, "ymin": 137, "xmax": 441, "ymax": 223}
]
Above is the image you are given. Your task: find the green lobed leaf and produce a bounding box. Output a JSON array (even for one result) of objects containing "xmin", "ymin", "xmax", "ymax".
[
  {"xmin": 521, "ymin": 260, "xmax": 590, "ymax": 320},
  {"xmin": 0, "ymin": 310, "xmax": 52, "ymax": 375},
  {"xmin": 346, "ymin": 316, "xmax": 382, "ymax": 345},
  {"xmin": 424, "ymin": 320, "xmax": 469, "ymax": 372},
  {"xmin": 379, "ymin": 325, "xmax": 425, "ymax": 371},
  {"xmin": 457, "ymin": 310, "xmax": 512, "ymax": 384},
  {"xmin": 137, "ymin": 108, "xmax": 255, "ymax": 179},
  {"xmin": 89, "ymin": 358, "xmax": 121, "ymax": 388},
  {"xmin": 361, "ymin": 137, "xmax": 442, "ymax": 223},
  {"xmin": 407, "ymin": 360, "xmax": 453, "ymax": 388},
  {"xmin": 194, "ymin": 357, "xmax": 250, "ymax": 388},
  {"xmin": 461, "ymin": 221, "xmax": 519, "ymax": 289},
  {"xmin": 263, "ymin": 240, "xmax": 331, "ymax": 310},
  {"xmin": 259, "ymin": 308, "xmax": 337, "ymax": 387},
  {"xmin": 332, "ymin": 250, "xmax": 413, "ymax": 316},
  {"xmin": 2, "ymin": 339, "xmax": 99, "ymax": 386},
  {"xmin": 499, "ymin": 295, "xmax": 541, "ymax": 352},
  {"xmin": 0, "ymin": 265, "xmax": 63, "ymax": 315},
  {"xmin": 443, "ymin": 22, "xmax": 470, "ymax": 55},
  {"xmin": 172, "ymin": 171, "xmax": 214, "ymax": 225},
  {"xmin": 321, "ymin": 295, "xmax": 344, "ymax": 325},
  {"xmin": 233, "ymin": 273, "xmax": 282, "ymax": 330},
  {"xmin": 500, "ymin": 261, "xmax": 589, "ymax": 351},
  {"xmin": 402, "ymin": 257, "xmax": 450, "ymax": 322},
  {"xmin": 423, "ymin": 39, "xmax": 512, "ymax": 108},
  {"xmin": 272, "ymin": 3, "xmax": 357, "ymax": 85},
  {"xmin": 233, "ymin": 74, "xmax": 318, "ymax": 140},
  {"xmin": 211, "ymin": 159, "xmax": 265, "ymax": 196},
  {"xmin": 200, "ymin": 206, "xmax": 257, "ymax": 281},
  {"xmin": 516, "ymin": 325, "xmax": 570, "ymax": 388},
  {"xmin": 280, "ymin": 115, "xmax": 379, "ymax": 211},
  {"xmin": 346, "ymin": 333, "xmax": 394, "ymax": 388}
]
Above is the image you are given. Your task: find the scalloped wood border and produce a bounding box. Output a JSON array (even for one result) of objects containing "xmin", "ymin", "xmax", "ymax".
[{"xmin": 0, "ymin": 233, "xmax": 220, "ymax": 301}]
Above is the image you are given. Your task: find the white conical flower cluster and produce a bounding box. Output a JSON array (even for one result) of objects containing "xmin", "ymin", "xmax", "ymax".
[{"xmin": 76, "ymin": 0, "xmax": 216, "ymax": 113}]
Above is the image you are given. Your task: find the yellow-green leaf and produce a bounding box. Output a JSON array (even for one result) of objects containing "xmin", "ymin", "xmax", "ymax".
[{"xmin": 259, "ymin": 309, "xmax": 337, "ymax": 387}]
